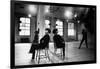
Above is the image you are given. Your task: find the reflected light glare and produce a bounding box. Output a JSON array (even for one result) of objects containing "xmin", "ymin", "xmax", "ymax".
[
  {"xmin": 65, "ymin": 10, "xmax": 73, "ymax": 19},
  {"xmin": 67, "ymin": 20, "xmax": 68, "ymax": 22},
  {"xmin": 78, "ymin": 20, "xmax": 80, "ymax": 23},
  {"xmin": 45, "ymin": 6, "xmax": 50, "ymax": 13},
  {"xmin": 28, "ymin": 14, "xmax": 32, "ymax": 17},
  {"xmin": 28, "ymin": 5, "xmax": 37, "ymax": 15},
  {"xmin": 74, "ymin": 14, "xmax": 77, "ymax": 17}
]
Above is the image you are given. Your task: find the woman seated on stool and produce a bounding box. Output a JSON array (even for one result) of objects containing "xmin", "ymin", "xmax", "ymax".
[
  {"xmin": 39, "ymin": 28, "xmax": 51, "ymax": 49},
  {"xmin": 53, "ymin": 29, "xmax": 65, "ymax": 60},
  {"xmin": 29, "ymin": 28, "xmax": 51, "ymax": 61}
]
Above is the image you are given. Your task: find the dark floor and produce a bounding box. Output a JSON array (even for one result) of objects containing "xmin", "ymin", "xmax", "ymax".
[{"xmin": 15, "ymin": 40, "xmax": 95, "ymax": 66}]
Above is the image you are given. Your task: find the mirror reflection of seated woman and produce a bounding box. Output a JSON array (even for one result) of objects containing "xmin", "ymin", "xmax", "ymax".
[
  {"xmin": 53, "ymin": 29, "xmax": 65, "ymax": 60},
  {"xmin": 39, "ymin": 28, "xmax": 51, "ymax": 49},
  {"xmin": 29, "ymin": 28, "xmax": 51, "ymax": 61}
]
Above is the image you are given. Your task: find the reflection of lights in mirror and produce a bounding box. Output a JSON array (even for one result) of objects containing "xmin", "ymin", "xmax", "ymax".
[
  {"xmin": 74, "ymin": 14, "xmax": 77, "ymax": 17},
  {"xmin": 28, "ymin": 14, "xmax": 32, "ymax": 17},
  {"xmin": 45, "ymin": 5, "xmax": 50, "ymax": 13},
  {"xmin": 27, "ymin": 5, "xmax": 37, "ymax": 15},
  {"xmin": 64, "ymin": 10, "xmax": 73, "ymax": 19},
  {"xmin": 66, "ymin": 20, "xmax": 69, "ymax": 22},
  {"xmin": 77, "ymin": 20, "xmax": 80, "ymax": 23}
]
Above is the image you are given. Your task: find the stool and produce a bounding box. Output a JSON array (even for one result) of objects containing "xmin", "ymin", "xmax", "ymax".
[
  {"xmin": 35, "ymin": 48, "xmax": 50, "ymax": 64},
  {"xmin": 54, "ymin": 43, "xmax": 63, "ymax": 58},
  {"xmin": 54, "ymin": 48, "xmax": 63, "ymax": 58}
]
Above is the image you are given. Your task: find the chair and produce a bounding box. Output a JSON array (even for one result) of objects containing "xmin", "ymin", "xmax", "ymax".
[
  {"xmin": 35, "ymin": 44, "xmax": 50, "ymax": 64},
  {"xmin": 54, "ymin": 43, "xmax": 63, "ymax": 58}
]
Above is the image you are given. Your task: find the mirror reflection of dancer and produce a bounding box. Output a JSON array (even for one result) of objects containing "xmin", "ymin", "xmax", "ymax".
[{"xmin": 78, "ymin": 29, "xmax": 88, "ymax": 49}]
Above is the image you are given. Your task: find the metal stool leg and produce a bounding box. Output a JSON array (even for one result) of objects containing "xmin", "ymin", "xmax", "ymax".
[
  {"xmin": 36, "ymin": 50, "xmax": 38, "ymax": 61},
  {"xmin": 38, "ymin": 50, "xmax": 40, "ymax": 64},
  {"xmin": 36, "ymin": 48, "xmax": 50, "ymax": 64},
  {"xmin": 45, "ymin": 49, "xmax": 47, "ymax": 56},
  {"xmin": 61, "ymin": 48, "xmax": 63, "ymax": 58},
  {"xmin": 46, "ymin": 48, "xmax": 50, "ymax": 61},
  {"xmin": 54, "ymin": 48, "xmax": 57, "ymax": 54}
]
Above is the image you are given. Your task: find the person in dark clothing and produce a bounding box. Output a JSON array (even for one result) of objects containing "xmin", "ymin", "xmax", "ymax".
[
  {"xmin": 39, "ymin": 28, "xmax": 51, "ymax": 49},
  {"xmin": 53, "ymin": 29, "xmax": 65, "ymax": 60},
  {"xmin": 29, "ymin": 28, "xmax": 51, "ymax": 60},
  {"xmin": 29, "ymin": 31, "xmax": 39, "ymax": 60},
  {"xmin": 78, "ymin": 29, "xmax": 88, "ymax": 49}
]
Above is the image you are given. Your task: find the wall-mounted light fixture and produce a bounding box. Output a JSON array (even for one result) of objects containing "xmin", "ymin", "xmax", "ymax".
[
  {"xmin": 74, "ymin": 14, "xmax": 77, "ymax": 18},
  {"xmin": 28, "ymin": 14, "xmax": 32, "ymax": 17},
  {"xmin": 66, "ymin": 20, "xmax": 69, "ymax": 22},
  {"xmin": 77, "ymin": 20, "xmax": 80, "ymax": 23}
]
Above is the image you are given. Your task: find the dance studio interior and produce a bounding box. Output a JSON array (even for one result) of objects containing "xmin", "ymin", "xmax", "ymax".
[{"xmin": 11, "ymin": 1, "xmax": 96, "ymax": 66}]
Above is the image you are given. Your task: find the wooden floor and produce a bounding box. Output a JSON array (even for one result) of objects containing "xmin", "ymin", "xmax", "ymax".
[{"xmin": 15, "ymin": 41, "xmax": 95, "ymax": 66}]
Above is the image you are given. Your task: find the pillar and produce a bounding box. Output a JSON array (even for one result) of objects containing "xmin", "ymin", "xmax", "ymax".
[
  {"xmin": 50, "ymin": 17, "xmax": 57, "ymax": 42},
  {"xmin": 63, "ymin": 19, "xmax": 68, "ymax": 41},
  {"xmin": 37, "ymin": 5, "xmax": 45, "ymax": 41}
]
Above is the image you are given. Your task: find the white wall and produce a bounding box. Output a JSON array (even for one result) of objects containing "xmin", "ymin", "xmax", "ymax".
[{"xmin": 0, "ymin": 0, "xmax": 100, "ymax": 69}]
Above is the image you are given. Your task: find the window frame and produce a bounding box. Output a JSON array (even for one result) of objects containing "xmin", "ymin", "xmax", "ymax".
[
  {"xmin": 19, "ymin": 17, "xmax": 31, "ymax": 36},
  {"xmin": 68, "ymin": 22, "xmax": 75, "ymax": 36},
  {"xmin": 56, "ymin": 19, "xmax": 63, "ymax": 36}
]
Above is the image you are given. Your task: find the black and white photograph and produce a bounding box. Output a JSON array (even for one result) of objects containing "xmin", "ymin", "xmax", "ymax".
[{"xmin": 11, "ymin": 0, "xmax": 96, "ymax": 68}]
